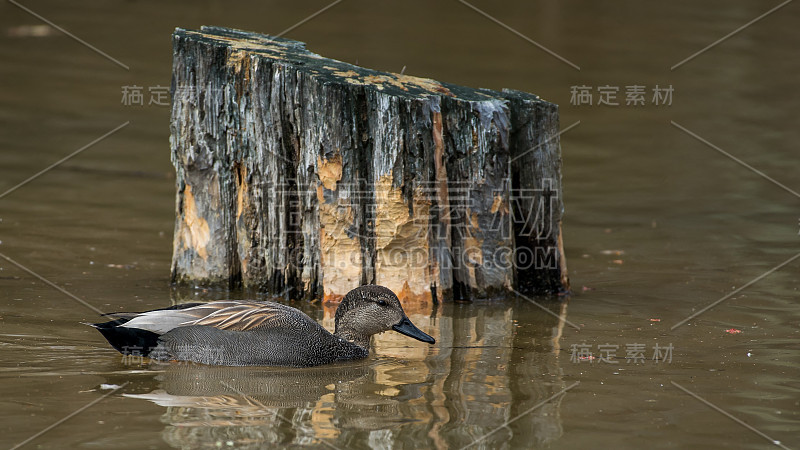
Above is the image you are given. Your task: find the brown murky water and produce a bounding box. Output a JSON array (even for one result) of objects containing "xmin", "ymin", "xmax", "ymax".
[{"xmin": 1, "ymin": 1, "xmax": 799, "ymax": 449}]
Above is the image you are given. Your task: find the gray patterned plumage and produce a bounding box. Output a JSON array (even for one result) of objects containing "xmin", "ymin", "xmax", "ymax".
[{"xmin": 91, "ymin": 285, "xmax": 435, "ymax": 367}]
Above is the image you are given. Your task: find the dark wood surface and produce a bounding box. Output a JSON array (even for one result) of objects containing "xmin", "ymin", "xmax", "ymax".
[{"xmin": 170, "ymin": 26, "xmax": 568, "ymax": 302}]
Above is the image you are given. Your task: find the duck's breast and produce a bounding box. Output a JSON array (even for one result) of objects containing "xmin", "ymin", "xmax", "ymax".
[{"xmin": 152, "ymin": 317, "xmax": 367, "ymax": 367}]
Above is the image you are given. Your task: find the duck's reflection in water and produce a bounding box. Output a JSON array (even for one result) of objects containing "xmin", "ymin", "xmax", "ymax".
[{"xmin": 126, "ymin": 359, "xmax": 423, "ymax": 447}]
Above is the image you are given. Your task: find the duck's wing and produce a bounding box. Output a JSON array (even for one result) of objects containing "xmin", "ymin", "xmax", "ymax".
[
  {"xmin": 187, "ymin": 301, "xmax": 305, "ymax": 331},
  {"xmin": 119, "ymin": 301, "xmax": 312, "ymax": 334},
  {"xmin": 100, "ymin": 302, "xmax": 206, "ymax": 320}
]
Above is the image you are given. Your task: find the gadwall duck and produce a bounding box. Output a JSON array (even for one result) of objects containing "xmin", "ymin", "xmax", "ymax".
[{"xmin": 91, "ymin": 285, "xmax": 435, "ymax": 367}]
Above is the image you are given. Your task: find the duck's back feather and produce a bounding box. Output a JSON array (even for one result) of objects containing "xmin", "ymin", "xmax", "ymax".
[{"xmin": 115, "ymin": 301, "xmax": 311, "ymax": 334}]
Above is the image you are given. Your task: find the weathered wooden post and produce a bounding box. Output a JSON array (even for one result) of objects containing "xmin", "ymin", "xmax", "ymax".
[{"xmin": 170, "ymin": 26, "xmax": 568, "ymax": 302}]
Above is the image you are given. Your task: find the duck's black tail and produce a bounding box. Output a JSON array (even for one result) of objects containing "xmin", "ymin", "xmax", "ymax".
[
  {"xmin": 89, "ymin": 303, "xmax": 207, "ymax": 356},
  {"xmin": 90, "ymin": 318, "xmax": 161, "ymax": 356}
]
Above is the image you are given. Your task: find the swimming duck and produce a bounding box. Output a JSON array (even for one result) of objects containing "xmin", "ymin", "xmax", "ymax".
[{"xmin": 91, "ymin": 285, "xmax": 435, "ymax": 367}]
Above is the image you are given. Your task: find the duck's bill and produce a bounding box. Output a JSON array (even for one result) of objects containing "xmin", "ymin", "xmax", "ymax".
[{"xmin": 392, "ymin": 317, "xmax": 435, "ymax": 344}]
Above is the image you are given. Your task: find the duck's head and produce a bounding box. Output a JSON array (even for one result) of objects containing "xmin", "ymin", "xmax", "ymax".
[{"xmin": 334, "ymin": 285, "xmax": 435, "ymax": 349}]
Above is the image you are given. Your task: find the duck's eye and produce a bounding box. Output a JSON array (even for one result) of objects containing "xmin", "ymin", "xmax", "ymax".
[{"xmin": 377, "ymin": 299, "xmax": 388, "ymax": 307}]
